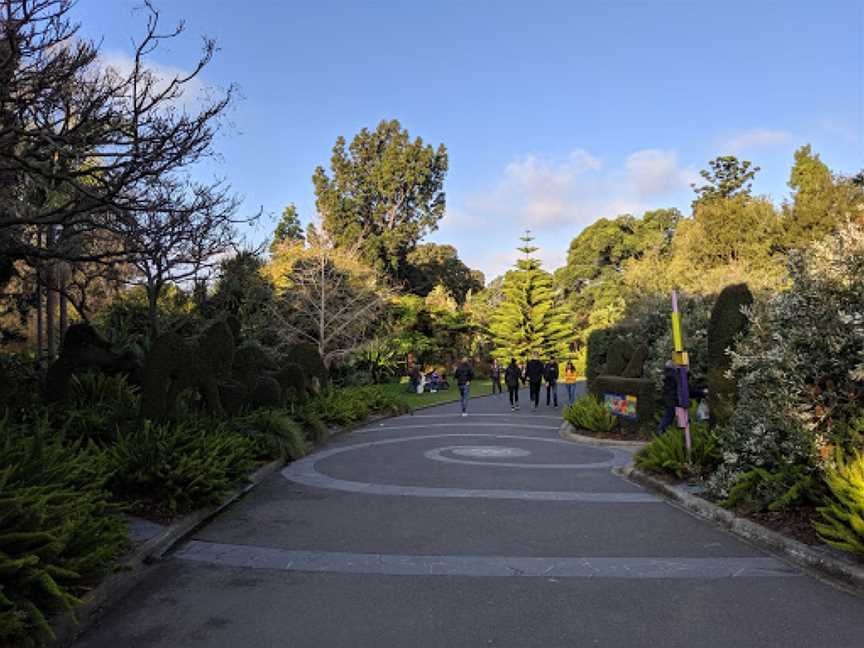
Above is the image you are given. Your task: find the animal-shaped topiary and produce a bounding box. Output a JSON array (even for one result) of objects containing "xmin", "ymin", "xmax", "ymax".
[{"xmin": 707, "ymin": 283, "xmax": 753, "ymax": 425}]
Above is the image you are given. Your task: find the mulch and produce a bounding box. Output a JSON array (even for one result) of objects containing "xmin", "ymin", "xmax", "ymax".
[
  {"xmin": 573, "ymin": 425, "xmax": 651, "ymax": 442},
  {"xmin": 741, "ymin": 505, "xmax": 824, "ymax": 546}
]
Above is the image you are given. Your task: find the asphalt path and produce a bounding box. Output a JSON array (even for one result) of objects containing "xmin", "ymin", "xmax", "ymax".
[{"xmin": 74, "ymin": 386, "xmax": 864, "ymax": 647}]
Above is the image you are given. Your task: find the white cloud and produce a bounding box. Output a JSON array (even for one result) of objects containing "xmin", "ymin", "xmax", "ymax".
[
  {"xmin": 720, "ymin": 129, "xmax": 793, "ymax": 154},
  {"xmin": 98, "ymin": 51, "xmax": 210, "ymax": 110},
  {"xmin": 461, "ymin": 147, "xmax": 694, "ymax": 230}
]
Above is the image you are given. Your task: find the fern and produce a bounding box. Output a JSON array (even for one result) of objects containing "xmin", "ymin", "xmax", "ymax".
[
  {"xmin": 563, "ymin": 395, "xmax": 617, "ymax": 433},
  {"xmin": 635, "ymin": 423, "xmax": 720, "ymax": 479},
  {"xmin": 814, "ymin": 449, "xmax": 864, "ymax": 555}
]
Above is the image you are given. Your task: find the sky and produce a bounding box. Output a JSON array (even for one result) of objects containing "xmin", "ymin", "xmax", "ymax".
[{"xmin": 72, "ymin": 0, "xmax": 864, "ymax": 281}]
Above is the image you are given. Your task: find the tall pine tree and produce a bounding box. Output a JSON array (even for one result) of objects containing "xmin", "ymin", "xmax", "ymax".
[{"xmin": 490, "ymin": 232, "xmax": 571, "ymax": 361}]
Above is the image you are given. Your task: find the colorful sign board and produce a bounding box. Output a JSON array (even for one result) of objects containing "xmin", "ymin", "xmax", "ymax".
[{"xmin": 603, "ymin": 392, "xmax": 638, "ymax": 420}]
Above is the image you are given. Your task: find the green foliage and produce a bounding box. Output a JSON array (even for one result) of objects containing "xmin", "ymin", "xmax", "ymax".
[
  {"xmin": 270, "ymin": 204, "xmax": 305, "ymax": 252},
  {"xmin": 404, "ymin": 243, "xmax": 483, "ymax": 303},
  {"xmin": 313, "ymin": 119, "xmax": 448, "ymax": 281},
  {"xmin": 635, "ymin": 424, "xmax": 720, "ymax": 479},
  {"xmin": 723, "ymin": 464, "xmax": 824, "ymax": 513},
  {"xmin": 563, "ymin": 394, "xmax": 617, "ymax": 433},
  {"xmin": 707, "ymin": 283, "xmax": 753, "ymax": 425},
  {"xmin": 0, "ymin": 353, "xmax": 42, "ymax": 419},
  {"xmin": 304, "ymin": 385, "xmax": 410, "ymax": 427},
  {"xmin": 0, "ymin": 417, "xmax": 126, "ymax": 646},
  {"xmin": 106, "ymin": 419, "xmax": 255, "ymax": 517},
  {"xmin": 815, "ymin": 449, "xmax": 864, "ymax": 555},
  {"xmin": 229, "ymin": 410, "xmax": 306, "ymax": 460},
  {"xmin": 62, "ymin": 373, "xmax": 141, "ymax": 443},
  {"xmin": 295, "ymin": 409, "xmax": 330, "ymax": 445},
  {"xmin": 204, "ymin": 250, "xmax": 276, "ymax": 339},
  {"xmin": 691, "ymin": 155, "xmax": 760, "ymax": 203},
  {"xmin": 708, "ymin": 223, "xmax": 864, "ymax": 498},
  {"xmin": 585, "ymin": 328, "xmax": 612, "ymax": 393},
  {"xmin": 491, "ymin": 232, "xmax": 570, "ymax": 361}
]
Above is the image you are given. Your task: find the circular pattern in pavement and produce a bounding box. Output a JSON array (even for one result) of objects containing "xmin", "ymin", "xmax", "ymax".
[{"xmin": 451, "ymin": 446, "xmax": 532, "ymax": 458}]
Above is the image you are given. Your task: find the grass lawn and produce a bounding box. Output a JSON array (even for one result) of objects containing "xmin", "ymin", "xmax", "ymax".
[{"xmin": 380, "ymin": 377, "xmax": 495, "ymax": 409}]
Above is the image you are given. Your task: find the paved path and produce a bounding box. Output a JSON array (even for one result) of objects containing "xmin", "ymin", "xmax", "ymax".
[{"xmin": 75, "ymin": 389, "xmax": 864, "ymax": 647}]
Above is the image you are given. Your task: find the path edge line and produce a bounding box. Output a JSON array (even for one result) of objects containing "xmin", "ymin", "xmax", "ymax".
[{"xmin": 615, "ymin": 464, "xmax": 864, "ymax": 594}]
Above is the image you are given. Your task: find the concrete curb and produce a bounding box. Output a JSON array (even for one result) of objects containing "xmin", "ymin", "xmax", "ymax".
[
  {"xmin": 616, "ymin": 464, "xmax": 864, "ymax": 593},
  {"xmin": 559, "ymin": 420, "xmax": 648, "ymax": 449},
  {"xmin": 52, "ymin": 458, "xmax": 284, "ymax": 647}
]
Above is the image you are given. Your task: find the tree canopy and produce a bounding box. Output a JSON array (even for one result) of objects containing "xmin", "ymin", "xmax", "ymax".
[{"xmin": 312, "ymin": 119, "xmax": 448, "ymax": 284}]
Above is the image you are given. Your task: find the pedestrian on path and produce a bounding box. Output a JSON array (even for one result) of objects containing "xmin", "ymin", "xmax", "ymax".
[
  {"xmin": 544, "ymin": 357, "xmax": 559, "ymax": 407},
  {"xmin": 657, "ymin": 360, "xmax": 706, "ymax": 433},
  {"xmin": 490, "ymin": 358, "xmax": 502, "ymax": 395},
  {"xmin": 454, "ymin": 357, "xmax": 474, "ymax": 416},
  {"xmin": 524, "ymin": 353, "xmax": 545, "ymax": 410},
  {"xmin": 563, "ymin": 360, "xmax": 579, "ymax": 405},
  {"xmin": 504, "ymin": 357, "xmax": 522, "ymax": 411}
]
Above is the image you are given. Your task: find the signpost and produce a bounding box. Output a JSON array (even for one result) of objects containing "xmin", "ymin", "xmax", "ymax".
[
  {"xmin": 671, "ymin": 290, "xmax": 692, "ymax": 461},
  {"xmin": 603, "ymin": 392, "xmax": 638, "ymax": 421}
]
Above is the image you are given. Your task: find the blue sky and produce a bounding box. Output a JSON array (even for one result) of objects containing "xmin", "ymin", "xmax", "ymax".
[{"xmin": 73, "ymin": 0, "xmax": 863, "ymax": 280}]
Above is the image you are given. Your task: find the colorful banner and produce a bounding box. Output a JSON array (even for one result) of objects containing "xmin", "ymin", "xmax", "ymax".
[{"xmin": 603, "ymin": 392, "xmax": 638, "ymax": 420}]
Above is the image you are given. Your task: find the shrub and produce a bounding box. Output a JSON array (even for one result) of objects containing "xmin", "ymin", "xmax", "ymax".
[
  {"xmin": 106, "ymin": 419, "xmax": 255, "ymax": 517},
  {"xmin": 723, "ymin": 464, "xmax": 824, "ymax": 512},
  {"xmin": 585, "ymin": 328, "xmax": 612, "ymax": 393},
  {"xmin": 706, "ymin": 283, "xmax": 753, "ymax": 425},
  {"xmin": 230, "ymin": 410, "xmax": 306, "ymax": 460},
  {"xmin": 814, "ymin": 449, "xmax": 864, "ymax": 555},
  {"xmin": 62, "ymin": 373, "xmax": 141, "ymax": 443},
  {"xmin": 296, "ymin": 409, "xmax": 329, "ymax": 444},
  {"xmin": 0, "ymin": 417, "xmax": 126, "ymax": 647},
  {"xmin": 303, "ymin": 385, "xmax": 410, "ymax": 427},
  {"xmin": 635, "ymin": 423, "xmax": 720, "ymax": 479},
  {"xmin": 708, "ymin": 224, "xmax": 864, "ymax": 498},
  {"xmin": 563, "ymin": 394, "xmax": 617, "ymax": 433}
]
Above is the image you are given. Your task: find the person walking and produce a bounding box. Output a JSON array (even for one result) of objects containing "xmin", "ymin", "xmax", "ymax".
[
  {"xmin": 454, "ymin": 357, "xmax": 474, "ymax": 417},
  {"xmin": 544, "ymin": 357, "xmax": 559, "ymax": 407},
  {"xmin": 657, "ymin": 360, "xmax": 678, "ymax": 434},
  {"xmin": 504, "ymin": 357, "xmax": 522, "ymax": 411},
  {"xmin": 524, "ymin": 352, "xmax": 545, "ymax": 410},
  {"xmin": 490, "ymin": 358, "xmax": 502, "ymax": 395},
  {"xmin": 563, "ymin": 360, "xmax": 579, "ymax": 405}
]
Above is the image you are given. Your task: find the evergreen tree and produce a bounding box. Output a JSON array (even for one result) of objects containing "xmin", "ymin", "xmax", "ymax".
[
  {"xmin": 490, "ymin": 232, "xmax": 571, "ymax": 361},
  {"xmin": 270, "ymin": 204, "xmax": 305, "ymax": 252}
]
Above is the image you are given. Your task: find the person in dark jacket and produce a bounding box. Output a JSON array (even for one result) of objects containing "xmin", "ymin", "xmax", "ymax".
[
  {"xmin": 657, "ymin": 360, "xmax": 706, "ymax": 433},
  {"xmin": 504, "ymin": 358, "xmax": 522, "ymax": 411},
  {"xmin": 454, "ymin": 357, "xmax": 474, "ymax": 416},
  {"xmin": 490, "ymin": 358, "xmax": 502, "ymax": 395},
  {"xmin": 523, "ymin": 353, "xmax": 545, "ymax": 410},
  {"xmin": 544, "ymin": 357, "xmax": 559, "ymax": 407}
]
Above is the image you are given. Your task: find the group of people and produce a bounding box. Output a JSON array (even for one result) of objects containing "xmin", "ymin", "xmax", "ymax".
[{"xmin": 453, "ymin": 354, "xmax": 580, "ymax": 415}]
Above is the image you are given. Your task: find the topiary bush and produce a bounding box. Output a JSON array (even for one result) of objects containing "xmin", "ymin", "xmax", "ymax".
[
  {"xmin": 585, "ymin": 328, "xmax": 612, "ymax": 394},
  {"xmin": 706, "ymin": 283, "xmax": 753, "ymax": 425},
  {"xmin": 0, "ymin": 417, "xmax": 127, "ymax": 647},
  {"xmin": 563, "ymin": 394, "xmax": 617, "ymax": 434},
  {"xmin": 635, "ymin": 423, "xmax": 720, "ymax": 479},
  {"xmin": 592, "ymin": 375, "xmax": 656, "ymax": 429},
  {"xmin": 814, "ymin": 449, "xmax": 864, "ymax": 555},
  {"xmin": 106, "ymin": 419, "xmax": 255, "ymax": 517}
]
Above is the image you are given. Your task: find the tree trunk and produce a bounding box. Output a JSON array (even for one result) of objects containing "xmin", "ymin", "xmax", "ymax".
[
  {"xmin": 45, "ymin": 226, "xmax": 56, "ymax": 360},
  {"xmin": 147, "ymin": 281, "xmax": 160, "ymax": 338},
  {"xmin": 58, "ymin": 262, "xmax": 68, "ymax": 347}
]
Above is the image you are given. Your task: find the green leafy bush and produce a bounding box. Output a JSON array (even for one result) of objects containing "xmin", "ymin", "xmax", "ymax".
[
  {"xmin": 635, "ymin": 423, "xmax": 720, "ymax": 479},
  {"xmin": 230, "ymin": 410, "xmax": 306, "ymax": 460},
  {"xmin": 296, "ymin": 409, "xmax": 329, "ymax": 444},
  {"xmin": 0, "ymin": 417, "xmax": 127, "ymax": 647},
  {"xmin": 106, "ymin": 419, "xmax": 255, "ymax": 517},
  {"xmin": 61, "ymin": 373, "xmax": 141, "ymax": 443},
  {"xmin": 814, "ymin": 450, "xmax": 864, "ymax": 555},
  {"xmin": 563, "ymin": 394, "xmax": 617, "ymax": 433},
  {"xmin": 722, "ymin": 464, "xmax": 824, "ymax": 512},
  {"xmin": 304, "ymin": 385, "xmax": 410, "ymax": 427}
]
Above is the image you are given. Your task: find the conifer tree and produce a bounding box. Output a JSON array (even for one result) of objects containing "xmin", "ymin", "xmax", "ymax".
[{"xmin": 490, "ymin": 232, "xmax": 571, "ymax": 361}]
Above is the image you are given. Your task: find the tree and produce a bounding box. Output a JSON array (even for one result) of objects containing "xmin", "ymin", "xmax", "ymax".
[
  {"xmin": 270, "ymin": 204, "xmax": 304, "ymax": 252},
  {"xmin": 490, "ymin": 232, "xmax": 570, "ymax": 361},
  {"xmin": 403, "ymin": 242, "xmax": 483, "ymax": 302},
  {"xmin": 691, "ymin": 156, "xmax": 760, "ymax": 204},
  {"xmin": 118, "ymin": 181, "xmax": 241, "ymax": 336},
  {"xmin": 313, "ymin": 119, "xmax": 448, "ymax": 282},
  {"xmin": 269, "ymin": 235, "xmax": 393, "ymax": 368},
  {"xmin": 783, "ymin": 145, "xmax": 861, "ymax": 249}
]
